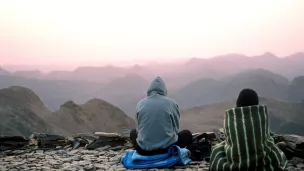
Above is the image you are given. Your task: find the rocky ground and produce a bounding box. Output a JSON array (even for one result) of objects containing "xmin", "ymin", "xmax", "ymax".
[
  {"xmin": 0, "ymin": 147, "xmax": 210, "ymax": 171},
  {"xmin": 0, "ymin": 147, "xmax": 303, "ymax": 171},
  {"xmin": 1, "ymin": 131, "xmax": 303, "ymax": 171}
]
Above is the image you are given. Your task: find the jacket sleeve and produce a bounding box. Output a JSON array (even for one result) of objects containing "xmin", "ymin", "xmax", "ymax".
[
  {"xmin": 135, "ymin": 103, "xmax": 140, "ymax": 131},
  {"xmin": 171, "ymin": 103, "xmax": 180, "ymax": 133},
  {"xmin": 135, "ymin": 112, "xmax": 139, "ymax": 131}
]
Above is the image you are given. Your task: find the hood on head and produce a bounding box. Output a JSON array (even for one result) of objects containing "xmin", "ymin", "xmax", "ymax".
[{"xmin": 147, "ymin": 76, "xmax": 167, "ymax": 96}]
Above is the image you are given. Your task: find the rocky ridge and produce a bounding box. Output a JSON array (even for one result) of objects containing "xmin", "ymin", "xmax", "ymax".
[
  {"xmin": 0, "ymin": 148, "xmax": 212, "ymax": 171},
  {"xmin": 0, "ymin": 132, "xmax": 211, "ymax": 171},
  {"xmin": 0, "ymin": 131, "xmax": 303, "ymax": 171},
  {"xmin": 0, "ymin": 86, "xmax": 135, "ymax": 136},
  {"xmin": 1, "ymin": 144, "xmax": 303, "ymax": 171}
]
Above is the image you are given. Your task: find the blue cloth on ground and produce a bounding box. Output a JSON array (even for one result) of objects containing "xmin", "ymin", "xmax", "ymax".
[{"xmin": 120, "ymin": 145, "xmax": 192, "ymax": 169}]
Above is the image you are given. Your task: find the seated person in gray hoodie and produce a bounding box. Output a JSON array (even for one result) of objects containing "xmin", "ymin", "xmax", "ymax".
[{"xmin": 130, "ymin": 76, "xmax": 192, "ymax": 156}]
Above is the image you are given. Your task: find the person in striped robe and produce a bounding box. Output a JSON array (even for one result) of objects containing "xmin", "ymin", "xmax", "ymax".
[{"xmin": 210, "ymin": 89, "xmax": 287, "ymax": 171}]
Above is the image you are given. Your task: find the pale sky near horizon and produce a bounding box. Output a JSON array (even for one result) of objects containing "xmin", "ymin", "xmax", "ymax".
[{"xmin": 1, "ymin": 0, "xmax": 304, "ymax": 68}]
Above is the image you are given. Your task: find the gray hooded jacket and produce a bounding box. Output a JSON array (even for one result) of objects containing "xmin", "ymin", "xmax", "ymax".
[{"xmin": 135, "ymin": 77, "xmax": 180, "ymax": 151}]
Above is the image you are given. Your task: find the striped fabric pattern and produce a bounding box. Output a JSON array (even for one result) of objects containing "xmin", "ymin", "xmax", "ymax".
[{"xmin": 210, "ymin": 105, "xmax": 287, "ymax": 171}]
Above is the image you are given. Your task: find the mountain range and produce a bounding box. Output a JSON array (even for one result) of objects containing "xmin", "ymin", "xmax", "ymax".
[
  {"xmin": 0, "ymin": 86, "xmax": 303, "ymax": 137},
  {"xmin": 181, "ymin": 98, "xmax": 304, "ymax": 135},
  {"xmin": 172, "ymin": 68, "xmax": 293, "ymax": 109},
  {"xmin": 0, "ymin": 86, "xmax": 135, "ymax": 136},
  {"xmin": 3, "ymin": 52, "xmax": 304, "ymax": 85},
  {"xmin": 1, "ymin": 52, "xmax": 304, "ymax": 116},
  {"xmin": 0, "ymin": 68, "xmax": 303, "ymax": 116}
]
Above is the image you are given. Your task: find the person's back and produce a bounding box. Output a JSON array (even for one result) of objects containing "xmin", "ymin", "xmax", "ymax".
[
  {"xmin": 136, "ymin": 77, "xmax": 179, "ymax": 151},
  {"xmin": 210, "ymin": 89, "xmax": 287, "ymax": 171},
  {"xmin": 130, "ymin": 77, "xmax": 192, "ymax": 155}
]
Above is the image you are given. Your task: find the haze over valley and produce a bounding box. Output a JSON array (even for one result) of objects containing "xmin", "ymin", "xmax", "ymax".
[
  {"xmin": 1, "ymin": 52, "xmax": 304, "ymax": 113},
  {"xmin": 1, "ymin": 1, "xmax": 304, "ymax": 137},
  {"xmin": 1, "ymin": 52, "xmax": 304, "ymax": 136}
]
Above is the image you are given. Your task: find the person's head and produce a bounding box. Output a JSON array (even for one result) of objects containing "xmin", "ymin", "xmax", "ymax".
[
  {"xmin": 236, "ymin": 89, "xmax": 259, "ymax": 107},
  {"xmin": 147, "ymin": 76, "xmax": 167, "ymax": 96}
]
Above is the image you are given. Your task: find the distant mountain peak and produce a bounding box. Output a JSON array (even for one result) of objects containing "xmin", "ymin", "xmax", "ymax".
[
  {"xmin": 61, "ymin": 100, "xmax": 79, "ymax": 109},
  {"xmin": 256, "ymin": 52, "xmax": 278, "ymax": 59},
  {"xmin": 0, "ymin": 66, "xmax": 10, "ymax": 75},
  {"xmin": 185, "ymin": 57, "xmax": 204, "ymax": 65},
  {"xmin": 131, "ymin": 64, "xmax": 142, "ymax": 69},
  {"xmin": 13, "ymin": 70, "xmax": 43, "ymax": 78},
  {"xmin": 0, "ymin": 86, "xmax": 44, "ymax": 105},
  {"xmin": 286, "ymin": 52, "xmax": 304, "ymax": 59},
  {"xmin": 85, "ymin": 98, "xmax": 108, "ymax": 105},
  {"xmin": 229, "ymin": 68, "xmax": 289, "ymax": 85},
  {"xmin": 83, "ymin": 98, "xmax": 123, "ymax": 111},
  {"xmin": 213, "ymin": 53, "xmax": 247, "ymax": 59}
]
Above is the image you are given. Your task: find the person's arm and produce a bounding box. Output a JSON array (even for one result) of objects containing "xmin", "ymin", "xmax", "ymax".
[
  {"xmin": 135, "ymin": 112, "xmax": 139, "ymax": 131},
  {"xmin": 135, "ymin": 102, "xmax": 141, "ymax": 131},
  {"xmin": 171, "ymin": 103, "xmax": 180, "ymax": 133}
]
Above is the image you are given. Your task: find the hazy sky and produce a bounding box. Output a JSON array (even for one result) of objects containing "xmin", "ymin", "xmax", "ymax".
[{"xmin": 1, "ymin": 0, "xmax": 304, "ymax": 68}]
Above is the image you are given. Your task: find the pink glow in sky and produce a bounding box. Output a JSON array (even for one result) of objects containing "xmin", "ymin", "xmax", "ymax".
[{"xmin": 1, "ymin": 0, "xmax": 304, "ymax": 67}]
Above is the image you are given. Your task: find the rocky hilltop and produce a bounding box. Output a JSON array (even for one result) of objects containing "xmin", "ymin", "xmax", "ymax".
[
  {"xmin": 0, "ymin": 86, "xmax": 135, "ymax": 136},
  {"xmin": 0, "ymin": 86, "xmax": 55, "ymax": 136},
  {"xmin": 52, "ymin": 99, "xmax": 135, "ymax": 134}
]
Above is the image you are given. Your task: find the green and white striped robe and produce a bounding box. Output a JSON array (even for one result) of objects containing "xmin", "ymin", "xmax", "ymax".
[{"xmin": 210, "ymin": 105, "xmax": 287, "ymax": 171}]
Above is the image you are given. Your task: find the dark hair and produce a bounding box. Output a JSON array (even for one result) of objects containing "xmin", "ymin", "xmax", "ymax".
[{"xmin": 236, "ymin": 89, "xmax": 259, "ymax": 107}]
